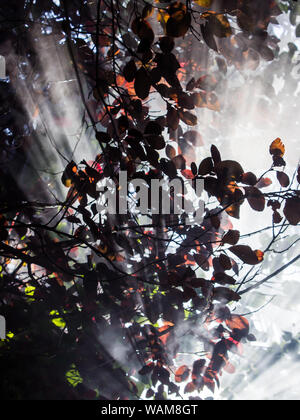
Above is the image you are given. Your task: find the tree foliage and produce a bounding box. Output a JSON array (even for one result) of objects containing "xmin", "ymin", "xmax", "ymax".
[{"xmin": 0, "ymin": 0, "xmax": 299, "ymax": 400}]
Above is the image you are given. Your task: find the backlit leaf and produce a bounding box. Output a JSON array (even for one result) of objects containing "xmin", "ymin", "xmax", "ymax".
[
  {"xmin": 270, "ymin": 138, "xmax": 285, "ymax": 158},
  {"xmin": 229, "ymin": 245, "xmax": 264, "ymax": 265}
]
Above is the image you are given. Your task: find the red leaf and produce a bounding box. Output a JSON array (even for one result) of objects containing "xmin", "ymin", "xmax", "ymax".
[
  {"xmin": 270, "ymin": 137, "xmax": 285, "ymax": 158},
  {"xmin": 181, "ymin": 169, "xmax": 194, "ymax": 179},
  {"xmin": 226, "ymin": 315, "xmax": 249, "ymax": 337}
]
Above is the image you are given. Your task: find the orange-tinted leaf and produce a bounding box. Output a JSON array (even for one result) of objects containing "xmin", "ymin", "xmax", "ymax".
[
  {"xmin": 225, "ymin": 203, "xmax": 241, "ymax": 219},
  {"xmin": 226, "ymin": 315, "xmax": 249, "ymax": 336},
  {"xmin": 222, "ymin": 229, "xmax": 240, "ymax": 245},
  {"xmin": 181, "ymin": 169, "xmax": 194, "ymax": 179},
  {"xmin": 62, "ymin": 161, "xmax": 78, "ymax": 187},
  {"xmin": 229, "ymin": 245, "xmax": 264, "ymax": 265},
  {"xmin": 175, "ymin": 365, "xmax": 190, "ymax": 383},
  {"xmin": 270, "ymin": 138, "xmax": 285, "ymax": 158},
  {"xmin": 194, "ymin": 0, "xmax": 212, "ymax": 6},
  {"xmin": 166, "ymin": 3, "xmax": 191, "ymax": 38},
  {"xmin": 255, "ymin": 250, "xmax": 264, "ymax": 262}
]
